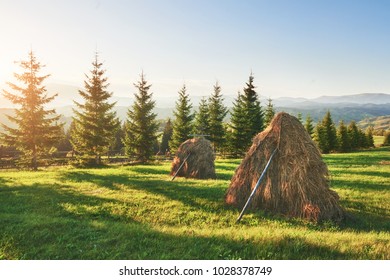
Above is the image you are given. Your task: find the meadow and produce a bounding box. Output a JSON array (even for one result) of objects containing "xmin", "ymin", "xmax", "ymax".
[{"xmin": 0, "ymin": 147, "xmax": 389, "ymax": 260}]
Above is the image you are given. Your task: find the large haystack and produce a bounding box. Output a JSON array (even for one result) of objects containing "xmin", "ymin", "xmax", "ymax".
[
  {"xmin": 225, "ymin": 112, "xmax": 344, "ymax": 223},
  {"xmin": 170, "ymin": 137, "xmax": 216, "ymax": 179}
]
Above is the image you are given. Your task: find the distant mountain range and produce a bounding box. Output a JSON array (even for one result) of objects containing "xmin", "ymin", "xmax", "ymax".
[{"xmin": 1, "ymin": 84, "xmax": 389, "ymax": 131}]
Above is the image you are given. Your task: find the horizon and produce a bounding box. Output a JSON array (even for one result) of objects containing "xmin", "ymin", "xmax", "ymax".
[{"xmin": 1, "ymin": 0, "xmax": 390, "ymax": 103}]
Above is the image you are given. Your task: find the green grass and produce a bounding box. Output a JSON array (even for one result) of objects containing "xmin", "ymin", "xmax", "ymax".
[
  {"xmin": 0, "ymin": 148, "xmax": 389, "ymax": 260},
  {"xmin": 373, "ymin": 135, "xmax": 385, "ymax": 147}
]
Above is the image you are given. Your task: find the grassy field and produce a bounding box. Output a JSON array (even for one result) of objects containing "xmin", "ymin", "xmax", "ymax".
[{"xmin": 0, "ymin": 147, "xmax": 389, "ymax": 260}]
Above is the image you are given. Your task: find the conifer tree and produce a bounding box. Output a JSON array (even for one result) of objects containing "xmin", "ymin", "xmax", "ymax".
[
  {"xmin": 110, "ymin": 121, "xmax": 125, "ymax": 155},
  {"xmin": 193, "ymin": 97, "xmax": 210, "ymax": 136},
  {"xmin": 314, "ymin": 124, "xmax": 329, "ymax": 153},
  {"xmin": 242, "ymin": 73, "xmax": 264, "ymax": 135},
  {"xmin": 337, "ymin": 120, "xmax": 350, "ymax": 152},
  {"xmin": 366, "ymin": 126, "xmax": 375, "ymax": 148},
  {"xmin": 228, "ymin": 92, "xmax": 249, "ymax": 156},
  {"xmin": 208, "ymin": 82, "xmax": 228, "ymax": 151},
  {"xmin": 160, "ymin": 118, "xmax": 173, "ymax": 154},
  {"xmin": 228, "ymin": 74, "xmax": 264, "ymax": 155},
  {"xmin": 123, "ymin": 73, "xmax": 159, "ymax": 162},
  {"xmin": 0, "ymin": 51, "xmax": 63, "ymax": 170},
  {"xmin": 358, "ymin": 129, "xmax": 368, "ymax": 148},
  {"xmin": 347, "ymin": 121, "xmax": 360, "ymax": 150},
  {"xmin": 169, "ymin": 84, "xmax": 194, "ymax": 152},
  {"xmin": 264, "ymin": 97, "xmax": 275, "ymax": 127},
  {"xmin": 297, "ymin": 112, "xmax": 303, "ymax": 123},
  {"xmin": 56, "ymin": 123, "xmax": 74, "ymax": 152},
  {"xmin": 304, "ymin": 114, "xmax": 314, "ymax": 138},
  {"xmin": 314, "ymin": 111, "xmax": 337, "ymax": 153},
  {"xmin": 71, "ymin": 53, "xmax": 119, "ymax": 165}
]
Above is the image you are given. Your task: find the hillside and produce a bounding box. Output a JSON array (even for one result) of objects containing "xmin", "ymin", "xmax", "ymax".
[
  {"xmin": 358, "ymin": 115, "xmax": 390, "ymax": 131},
  {"xmin": 1, "ymin": 92, "xmax": 390, "ymax": 131}
]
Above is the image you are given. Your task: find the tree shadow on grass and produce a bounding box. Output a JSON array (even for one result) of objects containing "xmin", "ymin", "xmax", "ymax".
[
  {"xmin": 130, "ymin": 165, "xmax": 170, "ymax": 176},
  {"xmin": 62, "ymin": 171, "xmax": 127, "ymax": 191},
  {"xmin": 334, "ymin": 169, "xmax": 389, "ymax": 178},
  {"xmin": 59, "ymin": 170, "xmax": 229, "ymax": 214},
  {"xmin": 331, "ymin": 178, "xmax": 389, "ymax": 192},
  {"xmin": 0, "ymin": 180, "xmax": 356, "ymax": 260}
]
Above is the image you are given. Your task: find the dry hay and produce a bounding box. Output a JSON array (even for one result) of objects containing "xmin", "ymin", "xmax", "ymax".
[
  {"xmin": 170, "ymin": 137, "xmax": 216, "ymax": 179},
  {"xmin": 225, "ymin": 112, "xmax": 345, "ymax": 223}
]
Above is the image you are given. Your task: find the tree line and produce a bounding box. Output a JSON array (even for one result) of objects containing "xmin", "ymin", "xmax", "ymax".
[{"xmin": 0, "ymin": 51, "xmax": 387, "ymax": 169}]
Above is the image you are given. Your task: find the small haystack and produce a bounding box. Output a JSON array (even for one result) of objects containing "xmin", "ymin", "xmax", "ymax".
[
  {"xmin": 170, "ymin": 137, "xmax": 216, "ymax": 179},
  {"xmin": 225, "ymin": 112, "xmax": 345, "ymax": 223}
]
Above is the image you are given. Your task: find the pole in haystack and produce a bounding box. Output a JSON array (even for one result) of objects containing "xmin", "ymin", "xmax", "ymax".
[
  {"xmin": 171, "ymin": 152, "xmax": 191, "ymax": 181},
  {"xmin": 236, "ymin": 147, "xmax": 278, "ymax": 223}
]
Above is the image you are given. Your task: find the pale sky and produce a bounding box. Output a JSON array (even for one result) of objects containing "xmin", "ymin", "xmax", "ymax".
[{"xmin": 1, "ymin": 0, "xmax": 390, "ymax": 102}]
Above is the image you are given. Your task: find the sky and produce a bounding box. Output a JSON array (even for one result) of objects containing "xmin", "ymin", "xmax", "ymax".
[{"xmin": 1, "ymin": 0, "xmax": 390, "ymax": 104}]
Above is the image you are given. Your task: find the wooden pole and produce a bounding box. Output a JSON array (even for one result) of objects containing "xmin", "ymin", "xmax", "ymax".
[
  {"xmin": 171, "ymin": 153, "xmax": 191, "ymax": 181},
  {"xmin": 236, "ymin": 148, "xmax": 278, "ymax": 223}
]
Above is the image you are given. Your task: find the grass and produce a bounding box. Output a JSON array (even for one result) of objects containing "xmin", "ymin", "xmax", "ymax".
[
  {"xmin": 373, "ymin": 135, "xmax": 385, "ymax": 147},
  {"xmin": 0, "ymin": 147, "xmax": 389, "ymax": 260}
]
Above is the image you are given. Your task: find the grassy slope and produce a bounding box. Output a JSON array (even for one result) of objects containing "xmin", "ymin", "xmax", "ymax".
[{"xmin": 0, "ymin": 148, "xmax": 389, "ymax": 260}]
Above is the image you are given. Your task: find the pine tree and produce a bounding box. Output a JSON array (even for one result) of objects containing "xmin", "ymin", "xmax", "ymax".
[
  {"xmin": 337, "ymin": 120, "xmax": 350, "ymax": 152},
  {"xmin": 365, "ymin": 126, "xmax": 375, "ymax": 148},
  {"xmin": 314, "ymin": 123, "xmax": 329, "ymax": 153},
  {"xmin": 228, "ymin": 74, "xmax": 264, "ymax": 156},
  {"xmin": 264, "ymin": 97, "xmax": 275, "ymax": 127},
  {"xmin": 208, "ymin": 82, "xmax": 228, "ymax": 152},
  {"xmin": 297, "ymin": 112, "xmax": 303, "ymax": 123},
  {"xmin": 56, "ymin": 123, "xmax": 73, "ymax": 152},
  {"xmin": 169, "ymin": 84, "xmax": 194, "ymax": 152},
  {"xmin": 347, "ymin": 121, "xmax": 360, "ymax": 150},
  {"xmin": 110, "ymin": 121, "xmax": 125, "ymax": 155},
  {"xmin": 0, "ymin": 51, "xmax": 63, "ymax": 170},
  {"xmin": 193, "ymin": 97, "xmax": 210, "ymax": 136},
  {"xmin": 228, "ymin": 92, "xmax": 250, "ymax": 156},
  {"xmin": 160, "ymin": 118, "xmax": 173, "ymax": 154},
  {"xmin": 123, "ymin": 73, "xmax": 159, "ymax": 162},
  {"xmin": 242, "ymin": 73, "xmax": 264, "ymax": 135},
  {"xmin": 314, "ymin": 111, "xmax": 337, "ymax": 153},
  {"xmin": 358, "ymin": 128, "xmax": 368, "ymax": 148},
  {"xmin": 71, "ymin": 53, "xmax": 119, "ymax": 165},
  {"xmin": 304, "ymin": 114, "xmax": 314, "ymax": 138}
]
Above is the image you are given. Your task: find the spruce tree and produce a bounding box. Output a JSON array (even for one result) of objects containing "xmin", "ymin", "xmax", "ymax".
[
  {"xmin": 169, "ymin": 84, "xmax": 194, "ymax": 152},
  {"xmin": 337, "ymin": 120, "xmax": 350, "ymax": 152},
  {"xmin": 0, "ymin": 51, "xmax": 63, "ymax": 170},
  {"xmin": 347, "ymin": 121, "xmax": 360, "ymax": 150},
  {"xmin": 110, "ymin": 121, "xmax": 125, "ymax": 155},
  {"xmin": 366, "ymin": 126, "xmax": 375, "ymax": 148},
  {"xmin": 71, "ymin": 53, "xmax": 119, "ymax": 165},
  {"xmin": 264, "ymin": 97, "xmax": 275, "ymax": 127},
  {"xmin": 229, "ymin": 74, "xmax": 264, "ymax": 156},
  {"xmin": 314, "ymin": 123, "xmax": 329, "ymax": 153},
  {"xmin": 228, "ymin": 92, "xmax": 250, "ymax": 156},
  {"xmin": 314, "ymin": 111, "xmax": 337, "ymax": 153},
  {"xmin": 208, "ymin": 82, "xmax": 228, "ymax": 151},
  {"xmin": 193, "ymin": 97, "xmax": 210, "ymax": 136},
  {"xmin": 322, "ymin": 111, "xmax": 338, "ymax": 152},
  {"xmin": 242, "ymin": 73, "xmax": 264, "ymax": 135},
  {"xmin": 358, "ymin": 129, "xmax": 368, "ymax": 148},
  {"xmin": 304, "ymin": 114, "xmax": 314, "ymax": 138},
  {"xmin": 297, "ymin": 112, "xmax": 303, "ymax": 123},
  {"xmin": 160, "ymin": 118, "xmax": 173, "ymax": 154},
  {"xmin": 123, "ymin": 73, "xmax": 159, "ymax": 162}
]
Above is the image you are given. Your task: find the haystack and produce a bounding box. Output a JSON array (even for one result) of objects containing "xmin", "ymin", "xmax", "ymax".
[
  {"xmin": 170, "ymin": 137, "xmax": 216, "ymax": 179},
  {"xmin": 225, "ymin": 112, "xmax": 345, "ymax": 223}
]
